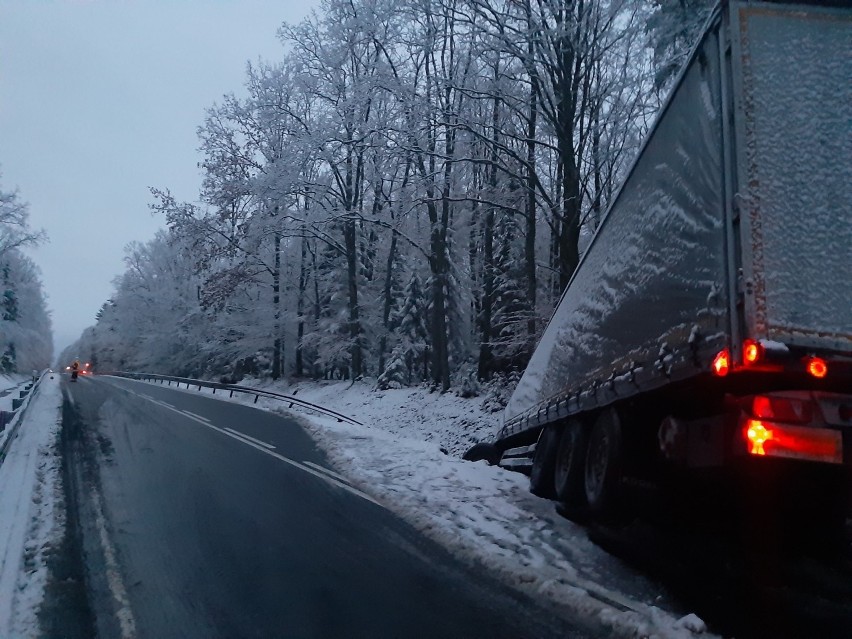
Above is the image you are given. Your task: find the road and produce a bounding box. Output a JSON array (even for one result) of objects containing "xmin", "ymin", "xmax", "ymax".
[
  {"xmin": 50, "ymin": 374, "xmax": 592, "ymax": 639},
  {"xmin": 585, "ymin": 479, "xmax": 852, "ymax": 639}
]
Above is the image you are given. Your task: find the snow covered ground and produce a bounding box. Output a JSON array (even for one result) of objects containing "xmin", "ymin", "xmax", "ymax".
[
  {"xmin": 0, "ymin": 373, "xmax": 63, "ymax": 637},
  {"xmin": 148, "ymin": 376, "xmax": 712, "ymax": 639}
]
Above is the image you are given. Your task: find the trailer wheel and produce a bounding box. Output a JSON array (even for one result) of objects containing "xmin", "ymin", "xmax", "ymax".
[
  {"xmin": 554, "ymin": 419, "xmax": 588, "ymax": 510},
  {"xmin": 584, "ymin": 408, "xmax": 623, "ymax": 516},
  {"xmin": 530, "ymin": 426, "xmax": 559, "ymax": 498}
]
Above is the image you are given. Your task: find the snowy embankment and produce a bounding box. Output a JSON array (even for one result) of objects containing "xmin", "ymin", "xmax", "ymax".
[
  {"xmin": 167, "ymin": 376, "xmax": 710, "ymax": 639},
  {"xmin": 0, "ymin": 374, "xmax": 63, "ymax": 637}
]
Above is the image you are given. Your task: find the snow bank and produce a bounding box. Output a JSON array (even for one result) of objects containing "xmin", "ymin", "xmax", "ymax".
[{"xmin": 0, "ymin": 374, "xmax": 64, "ymax": 636}]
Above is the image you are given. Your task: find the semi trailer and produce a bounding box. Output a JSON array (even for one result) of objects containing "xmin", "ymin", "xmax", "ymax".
[{"xmin": 468, "ymin": 0, "xmax": 852, "ymax": 528}]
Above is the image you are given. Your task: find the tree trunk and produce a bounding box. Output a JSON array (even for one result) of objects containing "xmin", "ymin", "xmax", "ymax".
[
  {"xmin": 478, "ymin": 67, "xmax": 500, "ymax": 380},
  {"xmin": 378, "ymin": 227, "xmax": 398, "ymax": 375},
  {"xmin": 559, "ymin": 146, "xmax": 581, "ymax": 291},
  {"xmin": 525, "ymin": 0, "xmax": 539, "ymax": 339},
  {"xmin": 271, "ymin": 231, "xmax": 282, "ymax": 380},
  {"xmin": 295, "ymin": 234, "xmax": 307, "ymax": 377}
]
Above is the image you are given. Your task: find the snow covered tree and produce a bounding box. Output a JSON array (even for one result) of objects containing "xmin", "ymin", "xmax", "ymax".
[
  {"xmin": 0, "ymin": 173, "xmax": 51, "ymax": 372},
  {"xmin": 73, "ymin": 0, "xmax": 685, "ymax": 391},
  {"xmin": 645, "ymin": 0, "xmax": 715, "ymax": 90},
  {"xmin": 394, "ymin": 271, "xmax": 430, "ymax": 385},
  {"xmin": 376, "ymin": 346, "xmax": 407, "ymax": 390},
  {"xmin": 0, "ymin": 250, "xmax": 52, "ymax": 372},
  {"xmin": 491, "ymin": 210, "xmax": 531, "ymax": 372},
  {"xmin": 0, "ymin": 169, "xmax": 46, "ymax": 261}
]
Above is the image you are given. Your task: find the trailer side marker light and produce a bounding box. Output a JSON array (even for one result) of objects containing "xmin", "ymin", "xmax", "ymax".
[
  {"xmin": 806, "ymin": 357, "xmax": 828, "ymax": 379},
  {"xmin": 743, "ymin": 339, "xmax": 762, "ymax": 365},
  {"xmin": 744, "ymin": 419, "xmax": 842, "ymax": 464},
  {"xmin": 712, "ymin": 349, "xmax": 730, "ymax": 376}
]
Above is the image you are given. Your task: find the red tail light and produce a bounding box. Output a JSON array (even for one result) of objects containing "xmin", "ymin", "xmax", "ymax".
[
  {"xmin": 744, "ymin": 418, "xmax": 842, "ymax": 464},
  {"xmin": 806, "ymin": 357, "xmax": 828, "ymax": 379},
  {"xmin": 712, "ymin": 349, "xmax": 730, "ymax": 376},
  {"xmin": 751, "ymin": 395, "xmax": 812, "ymax": 423},
  {"xmin": 743, "ymin": 339, "xmax": 763, "ymax": 365}
]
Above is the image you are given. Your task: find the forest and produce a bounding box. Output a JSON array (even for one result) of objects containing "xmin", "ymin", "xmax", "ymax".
[
  {"xmin": 0, "ymin": 170, "xmax": 52, "ymax": 373},
  {"xmin": 68, "ymin": 0, "xmax": 712, "ymax": 391}
]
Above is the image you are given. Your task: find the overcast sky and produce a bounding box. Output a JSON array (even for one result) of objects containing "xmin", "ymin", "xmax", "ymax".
[{"xmin": 0, "ymin": 0, "xmax": 318, "ymax": 361}]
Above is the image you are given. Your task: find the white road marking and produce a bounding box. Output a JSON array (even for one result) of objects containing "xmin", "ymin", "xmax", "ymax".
[
  {"xmin": 118, "ymin": 389, "xmax": 383, "ymax": 508},
  {"xmin": 91, "ymin": 485, "xmax": 137, "ymax": 638},
  {"xmin": 216, "ymin": 429, "xmax": 383, "ymax": 507},
  {"xmin": 302, "ymin": 460, "xmax": 349, "ymax": 483},
  {"xmin": 223, "ymin": 428, "xmax": 274, "ymax": 449},
  {"xmin": 182, "ymin": 410, "xmax": 210, "ymax": 423}
]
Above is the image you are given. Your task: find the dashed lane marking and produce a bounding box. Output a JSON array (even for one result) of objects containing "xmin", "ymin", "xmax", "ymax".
[
  {"xmin": 223, "ymin": 428, "xmax": 274, "ymax": 449},
  {"xmin": 302, "ymin": 460, "xmax": 349, "ymax": 483},
  {"xmin": 215, "ymin": 428, "xmax": 383, "ymax": 507},
  {"xmin": 112, "ymin": 384, "xmax": 383, "ymax": 509},
  {"xmin": 182, "ymin": 410, "xmax": 211, "ymax": 423}
]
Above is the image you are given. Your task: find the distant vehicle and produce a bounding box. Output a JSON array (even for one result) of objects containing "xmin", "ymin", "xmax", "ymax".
[{"xmin": 469, "ymin": 0, "xmax": 852, "ymax": 535}]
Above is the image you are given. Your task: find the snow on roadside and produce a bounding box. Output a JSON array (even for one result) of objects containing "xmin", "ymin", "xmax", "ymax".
[
  {"xmin": 0, "ymin": 374, "xmax": 64, "ymax": 637},
  {"xmin": 150, "ymin": 376, "xmax": 712, "ymax": 639}
]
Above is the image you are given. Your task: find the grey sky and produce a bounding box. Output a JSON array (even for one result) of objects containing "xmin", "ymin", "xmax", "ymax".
[{"xmin": 0, "ymin": 0, "xmax": 318, "ymax": 361}]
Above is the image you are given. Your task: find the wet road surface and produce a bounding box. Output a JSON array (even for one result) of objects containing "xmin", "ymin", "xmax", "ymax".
[{"xmin": 51, "ymin": 375, "xmax": 595, "ymax": 638}]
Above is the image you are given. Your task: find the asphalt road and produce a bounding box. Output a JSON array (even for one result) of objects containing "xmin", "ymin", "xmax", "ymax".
[{"xmin": 53, "ymin": 374, "xmax": 592, "ymax": 639}]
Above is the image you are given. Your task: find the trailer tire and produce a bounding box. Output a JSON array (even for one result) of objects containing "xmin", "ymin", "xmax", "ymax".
[
  {"xmin": 584, "ymin": 408, "xmax": 623, "ymax": 517},
  {"xmin": 530, "ymin": 426, "xmax": 559, "ymax": 498},
  {"xmin": 554, "ymin": 419, "xmax": 588, "ymax": 511}
]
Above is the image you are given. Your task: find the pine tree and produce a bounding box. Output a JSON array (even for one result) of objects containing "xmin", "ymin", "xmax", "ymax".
[
  {"xmin": 0, "ymin": 342, "xmax": 15, "ymax": 374},
  {"xmin": 377, "ymin": 346, "xmax": 407, "ymax": 390},
  {"xmin": 395, "ymin": 271, "xmax": 429, "ymax": 384},
  {"xmin": 492, "ymin": 212, "xmax": 530, "ymax": 372},
  {"xmin": 444, "ymin": 223, "xmax": 471, "ymax": 374}
]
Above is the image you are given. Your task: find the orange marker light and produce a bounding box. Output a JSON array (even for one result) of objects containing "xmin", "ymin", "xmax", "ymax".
[
  {"xmin": 743, "ymin": 339, "xmax": 762, "ymax": 365},
  {"xmin": 746, "ymin": 419, "xmax": 772, "ymax": 456},
  {"xmin": 807, "ymin": 357, "xmax": 828, "ymax": 379},
  {"xmin": 712, "ymin": 349, "xmax": 730, "ymax": 376}
]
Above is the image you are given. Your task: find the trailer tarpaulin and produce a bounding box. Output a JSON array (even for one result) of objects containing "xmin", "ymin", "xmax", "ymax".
[{"xmin": 504, "ymin": 27, "xmax": 728, "ymax": 426}]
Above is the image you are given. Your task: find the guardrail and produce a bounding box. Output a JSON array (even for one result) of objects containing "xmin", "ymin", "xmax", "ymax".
[
  {"xmin": 0, "ymin": 373, "xmax": 45, "ymax": 465},
  {"xmin": 105, "ymin": 371, "xmax": 363, "ymax": 426}
]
